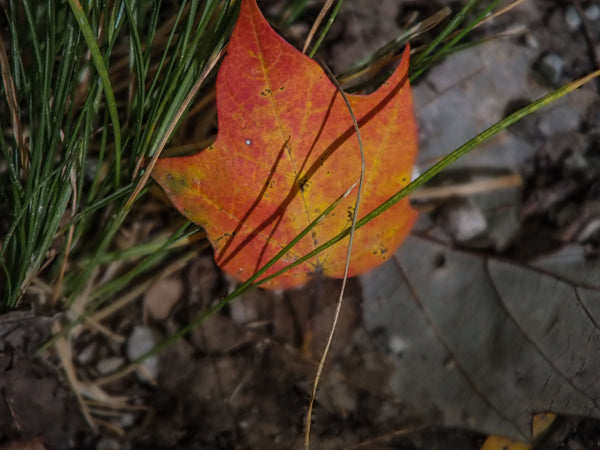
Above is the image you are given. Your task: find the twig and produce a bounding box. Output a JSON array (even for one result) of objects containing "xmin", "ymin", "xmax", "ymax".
[
  {"xmin": 304, "ymin": 56, "xmax": 365, "ymax": 450},
  {"xmin": 572, "ymin": 0, "xmax": 600, "ymax": 92},
  {"xmin": 53, "ymin": 321, "xmax": 98, "ymax": 432},
  {"xmin": 302, "ymin": 0, "xmax": 335, "ymax": 54},
  {"xmin": 410, "ymin": 173, "xmax": 523, "ymax": 201}
]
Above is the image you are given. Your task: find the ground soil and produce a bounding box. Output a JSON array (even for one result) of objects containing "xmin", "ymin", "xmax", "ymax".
[{"xmin": 1, "ymin": 1, "xmax": 600, "ymax": 449}]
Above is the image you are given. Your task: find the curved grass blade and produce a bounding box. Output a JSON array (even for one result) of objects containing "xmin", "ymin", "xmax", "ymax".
[
  {"xmin": 306, "ymin": 0, "xmax": 344, "ymax": 58},
  {"xmin": 67, "ymin": 0, "xmax": 122, "ymax": 185}
]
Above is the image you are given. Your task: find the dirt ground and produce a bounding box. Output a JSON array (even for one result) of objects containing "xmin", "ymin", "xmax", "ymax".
[{"xmin": 2, "ymin": 1, "xmax": 600, "ymax": 449}]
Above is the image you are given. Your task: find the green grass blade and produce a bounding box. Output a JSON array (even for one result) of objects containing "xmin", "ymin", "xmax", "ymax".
[
  {"xmin": 67, "ymin": 0, "xmax": 122, "ymax": 186},
  {"xmin": 411, "ymin": 0, "xmax": 479, "ymax": 71},
  {"xmin": 411, "ymin": 0, "xmax": 502, "ymax": 80},
  {"xmin": 307, "ymin": 0, "xmax": 344, "ymax": 58}
]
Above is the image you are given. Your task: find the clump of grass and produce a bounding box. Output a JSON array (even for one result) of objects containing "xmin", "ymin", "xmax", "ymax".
[{"xmin": 0, "ymin": 0, "xmax": 238, "ymax": 311}]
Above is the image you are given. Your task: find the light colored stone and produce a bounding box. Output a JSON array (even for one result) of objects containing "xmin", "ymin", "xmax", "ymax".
[
  {"xmin": 565, "ymin": 6, "xmax": 582, "ymax": 30},
  {"xmin": 96, "ymin": 357, "xmax": 124, "ymax": 375},
  {"xmin": 536, "ymin": 53, "xmax": 563, "ymax": 85},
  {"xmin": 537, "ymin": 105, "xmax": 580, "ymax": 137},
  {"xmin": 437, "ymin": 198, "xmax": 488, "ymax": 243},
  {"xmin": 143, "ymin": 277, "xmax": 182, "ymax": 321},
  {"xmin": 126, "ymin": 325, "xmax": 161, "ymax": 382},
  {"xmin": 585, "ymin": 4, "xmax": 600, "ymax": 20}
]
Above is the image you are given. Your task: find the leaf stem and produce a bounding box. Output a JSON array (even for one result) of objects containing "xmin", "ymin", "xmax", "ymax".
[{"xmin": 303, "ymin": 57, "xmax": 366, "ymax": 450}]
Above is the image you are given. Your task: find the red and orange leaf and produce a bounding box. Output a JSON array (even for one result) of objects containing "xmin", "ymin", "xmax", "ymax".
[{"xmin": 152, "ymin": 0, "xmax": 418, "ymax": 289}]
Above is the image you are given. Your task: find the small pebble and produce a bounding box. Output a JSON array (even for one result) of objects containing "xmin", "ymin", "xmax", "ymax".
[
  {"xmin": 563, "ymin": 152, "xmax": 588, "ymax": 172},
  {"xmin": 120, "ymin": 413, "xmax": 136, "ymax": 428},
  {"xmin": 126, "ymin": 325, "xmax": 161, "ymax": 382},
  {"xmin": 96, "ymin": 438, "xmax": 121, "ymax": 450},
  {"xmin": 585, "ymin": 4, "xmax": 600, "ymax": 20},
  {"xmin": 96, "ymin": 357, "xmax": 125, "ymax": 375},
  {"xmin": 229, "ymin": 298, "xmax": 259, "ymax": 324},
  {"xmin": 536, "ymin": 53, "xmax": 563, "ymax": 85},
  {"xmin": 565, "ymin": 6, "xmax": 582, "ymax": 30},
  {"xmin": 388, "ymin": 335, "xmax": 409, "ymax": 355},
  {"xmin": 537, "ymin": 106, "xmax": 580, "ymax": 138},
  {"xmin": 577, "ymin": 218, "xmax": 600, "ymax": 243},
  {"xmin": 567, "ymin": 438, "xmax": 588, "ymax": 450},
  {"xmin": 525, "ymin": 34, "xmax": 539, "ymax": 49},
  {"xmin": 76, "ymin": 342, "xmax": 97, "ymax": 365},
  {"xmin": 436, "ymin": 198, "xmax": 488, "ymax": 243}
]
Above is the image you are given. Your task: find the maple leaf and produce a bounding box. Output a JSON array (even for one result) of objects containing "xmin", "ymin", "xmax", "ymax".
[{"xmin": 152, "ymin": 0, "xmax": 418, "ymax": 289}]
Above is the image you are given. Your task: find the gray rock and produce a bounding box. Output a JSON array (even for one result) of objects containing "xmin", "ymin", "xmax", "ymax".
[
  {"xmin": 577, "ymin": 218, "xmax": 600, "ymax": 243},
  {"xmin": 525, "ymin": 33, "xmax": 540, "ymax": 49},
  {"xmin": 537, "ymin": 106, "xmax": 580, "ymax": 138},
  {"xmin": 536, "ymin": 53, "xmax": 563, "ymax": 85},
  {"xmin": 96, "ymin": 357, "xmax": 125, "ymax": 375},
  {"xmin": 76, "ymin": 343, "xmax": 96, "ymax": 365},
  {"xmin": 565, "ymin": 6, "xmax": 582, "ymax": 30},
  {"xmin": 563, "ymin": 151, "xmax": 588, "ymax": 172},
  {"xmin": 436, "ymin": 198, "xmax": 488, "ymax": 243},
  {"xmin": 585, "ymin": 4, "xmax": 600, "ymax": 20},
  {"xmin": 126, "ymin": 325, "xmax": 161, "ymax": 382},
  {"xmin": 567, "ymin": 438, "xmax": 589, "ymax": 450},
  {"xmin": 96, "ymin": 438, "xmax": 122, "ymax": 450},
  {"xmin": 120, "ymin": 413, "xmax": 136, "ymax": 428}
]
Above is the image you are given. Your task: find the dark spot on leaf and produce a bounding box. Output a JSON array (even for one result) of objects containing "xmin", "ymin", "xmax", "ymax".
[
  {"xmin": 347, "ymin": 206, "xmax": 355, "ymax": 221},
  {"xmin": 402, "ymin": 177, "xmax": 407, "ymax": 182},
  {"xmin": 298, "ymin": 176, "xmax": 309, "ymax": 193},
  {"xmin": 260, "ymin": 88, "xmax": 272, "ymax": 97},
  {"xmin": 434, "ymin": 253, "xmax": 446, "ymax": 268},
  {"xmin": 279, "ymin": 86, "xmax": 285, "ymax": 91},
  {"xmin": 166, "ymin": 174, "xmax": 173, "ymax": 180},
  {"xmin": 444, "ymin": 357, "xmax": 456, "ymax": 369}
]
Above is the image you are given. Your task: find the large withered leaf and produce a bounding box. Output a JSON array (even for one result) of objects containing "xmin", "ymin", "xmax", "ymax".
[{"xmin": 362, "ymin": 234, "xmax": 600, "ymax": 441}]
